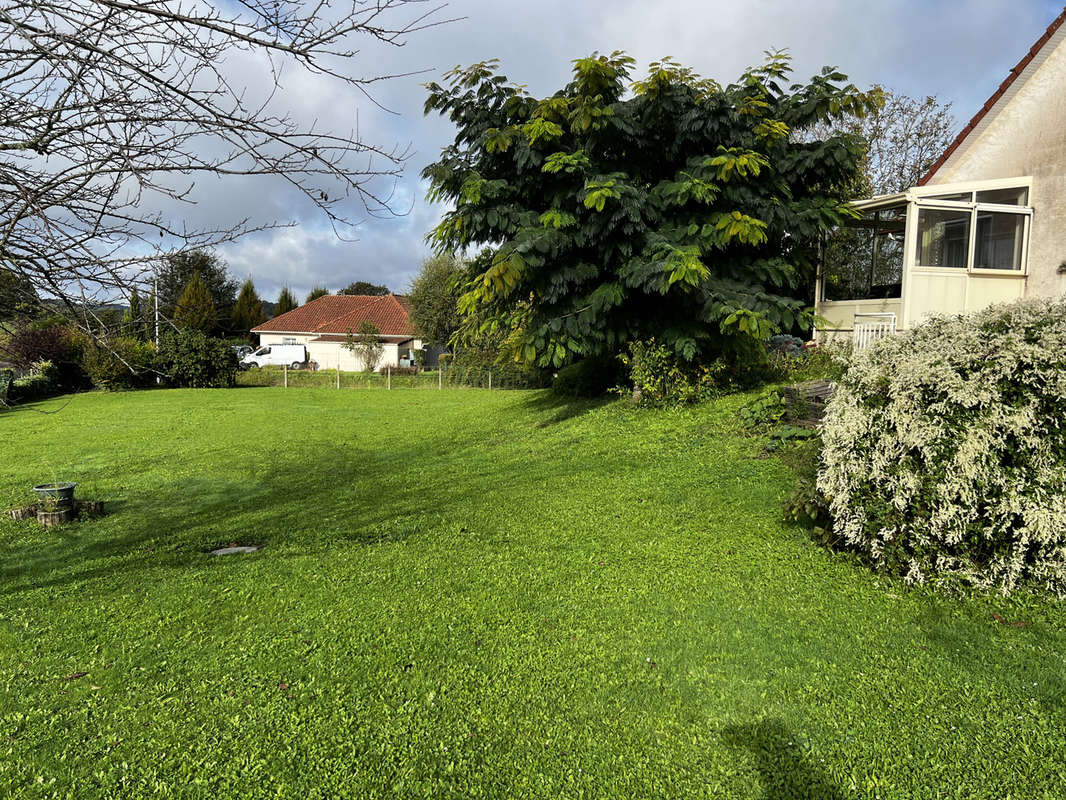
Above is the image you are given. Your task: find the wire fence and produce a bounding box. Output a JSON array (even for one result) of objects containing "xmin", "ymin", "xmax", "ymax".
[{"xmin": 235, "ymin": 365, "xmax": 537, "ymax": 391}]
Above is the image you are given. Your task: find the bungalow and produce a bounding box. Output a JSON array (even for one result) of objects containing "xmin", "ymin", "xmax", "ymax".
[
  {"xmin": 816, "ymin": 8, "xmax": 1066, "ymax": 344},
  {"xmin": 251, "ymin": 294, "xmax": 423, "ymax": 371}
]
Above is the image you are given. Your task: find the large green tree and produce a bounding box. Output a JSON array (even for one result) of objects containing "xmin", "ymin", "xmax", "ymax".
[
  {"xmin": 173, "ymin": 272, "xmax": 217, "ymax": 333},
  {"xmin": 122, "ymin": 287, "xmax": 149, "ymax": 341},
  {"xmin": 231, "ymin": 278, "xmax": 267, "ymax": 335},
  {"xmin": 305, "ymin": 286, "xmax": 330, "ymax": 303},
  {"xmin": 154, "ymin": 250, "xmax": 238, "ymax": 330},
  {"xmin": 407, "ymin": 253, "xmax": 463, "ymax": 347},
  {"xmin": 423, "ymin": 52, "xmax": 880, "ymax": 367}
]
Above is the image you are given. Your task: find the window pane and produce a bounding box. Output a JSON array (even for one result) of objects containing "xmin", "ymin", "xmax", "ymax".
[
  {"xmin": 975, "ymin": 212, "xmax": 1024, "ymax": 270},
  {"xmin": 871, "ymin": 206, "xmax": 905, "ymax": 297},
  {"xmin": 916, "ymin": 208, "xmax": 970, "ymax": 268},
  {"xmin": 976, "ymin": 186, "xmax": 1028, "ymax": 206},
  {"xmin": 822, "ymin": 205, "xmax": 905, "ymax": 301},
  {"xmin": 926, "ymin": 192, "xmax": 972, "ymax": 202}
]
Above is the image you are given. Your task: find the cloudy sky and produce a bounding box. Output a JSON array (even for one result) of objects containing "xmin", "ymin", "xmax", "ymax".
[{"xmin": 206, "ymin": 0, "xmax": 1064, "ymax": 301}]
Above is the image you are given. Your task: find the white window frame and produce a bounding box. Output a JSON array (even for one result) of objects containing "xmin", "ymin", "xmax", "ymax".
[{"xmin": 909, "ymin": 177, "xmax": 1032, "ymax": 276}]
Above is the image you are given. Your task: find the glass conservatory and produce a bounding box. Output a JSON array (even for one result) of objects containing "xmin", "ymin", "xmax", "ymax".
[{"xmin": 815, "ymin": 177, "xmax": 1032, "ymax": 345}]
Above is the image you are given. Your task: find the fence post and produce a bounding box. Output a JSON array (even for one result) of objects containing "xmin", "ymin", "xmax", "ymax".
[
  {"xmin": 438, "ymin": 367, "xmax": 442, "ymax": 390},
  {"xmin": 336, "ymin": 364, "xmax": 340, "ymax": 389},
  {"xmin": 284, "ymin": 364, "xmax": 288, "ymax": 388},
  {"xmin": 488, "ymin": 370, "xmax": 492, "ymax": 390},
  {"xmin": 387, "ymin": 366, "xmax": 391, "ymax": 390}
]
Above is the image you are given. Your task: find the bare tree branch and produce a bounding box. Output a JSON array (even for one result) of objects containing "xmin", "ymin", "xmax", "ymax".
[{"xmin": 0, "ymin": 0, "xmax": 455, "ymax": 313}]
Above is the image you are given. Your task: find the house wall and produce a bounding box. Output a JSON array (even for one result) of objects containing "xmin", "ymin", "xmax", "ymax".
[
  {"xmin": 928, "ymin": 27, "xmax": 1066, "ymax": 299},
  {"xmin": 816, "ymin": 297, "xmax": 903, "ymax": 337},
  {"xmin": 305, "ymin": 341, "xmax": 400, "ymax": 371}
]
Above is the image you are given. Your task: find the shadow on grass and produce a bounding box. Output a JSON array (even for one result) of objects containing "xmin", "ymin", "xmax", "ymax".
[
  {"xmin": 519, "ymin": 390, "xmax": 615, "ymax": 426},
  {"xmin": 918, "ymin": 605, "xmax": 1066, "ymax": 713},
  {"xmin": 723, "ymin": 720, "xmax": 845, "ymax": 800},
  {"xmin": 0, "ymin": 418, "xmax": 613, "ymax": 601}
]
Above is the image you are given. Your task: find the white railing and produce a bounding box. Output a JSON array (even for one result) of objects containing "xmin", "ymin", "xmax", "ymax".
[{"xmin": 852, "ymin": 313, "xmax": 897, "ymax": 350}]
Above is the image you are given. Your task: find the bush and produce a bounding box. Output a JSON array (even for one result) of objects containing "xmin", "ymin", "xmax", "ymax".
[
  {"xmin": 157, "ymin": 329, "xmax": 238, "ymax": 388},
  {"xmin": 449, "ymin": 345, "xmax": 550, "ymax": 389},
  {"xmin": 552, "ymin": 357, "xmax": 619, "ymax": 398},
  {"xmin": 619, "ymin": 339, "xmax": 725, "ymax": 407},
  {"xmin": 0, "ymin": 321, "xmax": 89, "ymax": 391},
  {"xmin": 380, "ymin": 365, "xmax": 420, "ymax": 376},
  {"xmin": 83, "ymin": 338, "xmax": 158, "ymax": 390},
  {"xmin": 9, "ymin": 360, "xmax": 61, "ymax": 402},
  {"xmin": 818, "ymin": 298, "xmax": 1066, "ymax": 595}
]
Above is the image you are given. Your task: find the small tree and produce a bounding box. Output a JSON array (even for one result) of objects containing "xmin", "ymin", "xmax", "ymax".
[
  {"xmin": 407, "ymin": 253, "xmax": 462, "ymax": 347},
  {"xmin": 155, "ymin": 250, "xmax": 237, "ymax": 327},
  {"xmin": 122, "ymin": 287, "xmax": 148, "ymax": 340},
  {"xmin": 306, "ymin": 286, "xmax": 330, "ymax": 303},
  {"xmin": 231, "ymin": 278, "xmax": 266, "ymax": 336},
  {"xmin": 344, "ymin": 320, "xmax": 384, "ymax": 372},
  {"xmin": 275, "ymin": 287, "xmax": 298, "ymax": 316},
  {"xmin": 339, "ymin": 281, "xmax": 390, "ymax": 296},
  {"xmin": 173, "ymin": 272, "xmax": 217, "ymax": 333}
]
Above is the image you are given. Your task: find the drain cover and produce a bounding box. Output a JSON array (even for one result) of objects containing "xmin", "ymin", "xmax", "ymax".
[{"xmin": 210, "ymin": 545, "xmax": 262, "ymax": 556}]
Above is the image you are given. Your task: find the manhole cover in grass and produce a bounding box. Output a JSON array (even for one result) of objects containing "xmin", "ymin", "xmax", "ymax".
[{"xmin": 209, "ymin": 544, "xmax": 263, "ymax": 556}]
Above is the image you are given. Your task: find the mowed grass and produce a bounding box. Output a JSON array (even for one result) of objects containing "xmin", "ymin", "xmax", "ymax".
[{"xmin": 1, "ymin": 388, "xmax": 1065, "ymax": 799}]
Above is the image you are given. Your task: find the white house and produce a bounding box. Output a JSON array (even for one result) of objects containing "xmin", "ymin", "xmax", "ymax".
[
  {"xmin": 816, "ymin": 8, "xmax": 1066, "ymax": 343},
  {"xmin": 251, "ymin": 294, "xmax": 422, "ymax": 371}
]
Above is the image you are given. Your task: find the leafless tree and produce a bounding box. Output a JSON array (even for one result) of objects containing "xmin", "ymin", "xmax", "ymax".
[
  {"xmin": 0, "ymin": 0, "xmax": 452, "ymax": 321},
  {"xmin": 806, "ymin": 88, "xmax": 956, "ymax": 197}
]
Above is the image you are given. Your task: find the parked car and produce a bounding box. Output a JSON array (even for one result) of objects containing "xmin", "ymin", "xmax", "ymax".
[
  {"xmin": 241, "ymin": 344, "xmax": 307, "ymax": 370},
  {"xmin": 232, "ymin": 345, "xmax": 254, "ymax": 361}
]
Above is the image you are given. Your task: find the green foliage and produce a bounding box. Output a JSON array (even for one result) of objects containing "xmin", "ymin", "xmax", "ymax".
[
  {"xmin": 0, "ymin": 321, "xmax": 89, "ymax": 391},
  {"xmin": 0, "ymin": 267, "xmax": 38, "ymax": 319},
  {"xmin": 156, "ymin": 329, "xmax": 238, "ymax": 388},
  {"xmin": 9, "ymin": 359, "xmax": 61, "ymax": 402},
  {"xmin": 339, "ymin": 281, "xmax": 390, "ymax": 296},
  {"xmin": 424, "ymin": 51, "xmax": 879, "ymax": 368},
  {"xmin": 173, "ymin": 272, "xmax": 217, "ymax": 333},
  {"xmin": 619, "ymin": 339, "xmax": 725, "ymax": 407},
  {"xmin": 407, "ymin": 253, "xmax": 463, "ymax": 347},
  {"xmin": 122, "ymin": 287, "xmax": 150, "ymax": 340},
  {"xmin": 275, "ymin": 287, "xmax": 298, "ymax": 316},
  {"xmin": 737, "ymin": 389, "xmax": 788, "ymax": 428},
  {"xmin": 231, "ymin": 278, "xmax": 266, "ymax": 337},
  {"xmin": 154, "ymin": 249, "xmax": 237, "ymax": 329},
  {"xmin": 820, "ymin": 298, "xmax": 1066, "ymax": 595},
  {"xmin": 305, "ymin": 286, "xmax": 329, "ymax": 303},
  {"xmin": 83, "ymin": 338, "xmax": 158, "ymax": 390},
  {"xmin": 344, "ymin": 320, "xmax": 384, "ymax": 372}
]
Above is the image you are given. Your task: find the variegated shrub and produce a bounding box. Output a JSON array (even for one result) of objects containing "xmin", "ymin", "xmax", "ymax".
[{"xmin": 818, "ymin": 297, "xmax": 1066, "ymax": 595}]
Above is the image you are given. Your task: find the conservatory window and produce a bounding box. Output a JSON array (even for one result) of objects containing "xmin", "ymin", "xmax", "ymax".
[
  {"xmin": 974, "ymin": 212, "xmax": 1025, "ymax": 270},
  {"xmin": 822, "ymin": 205, "xmax": 905, "ymax": 301},
  {"xmin": 976, "ymin": 186, "xmax": 1028, "ymax": 206},
  {"xmin": 915, "ymin": 208, "xmax": 970, "ymax": 268}
]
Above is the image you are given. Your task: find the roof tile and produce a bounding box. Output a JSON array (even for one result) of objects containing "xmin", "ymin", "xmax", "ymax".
[{"xmin": 252, "ymin": 294, "xmax": 413, "ymax": 336}]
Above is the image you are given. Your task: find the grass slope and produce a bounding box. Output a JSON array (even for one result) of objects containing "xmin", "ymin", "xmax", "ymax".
[{"xmin": 1, "ymin": 388, "xmax": 1064, "ymax": 799}]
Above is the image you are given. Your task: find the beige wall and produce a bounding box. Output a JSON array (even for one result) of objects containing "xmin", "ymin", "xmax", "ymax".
[
  {"xmin": 929, "ymin": 28, "xmax": 1066, "ymax": 298},
  {"xmin": 816, "ymin": 298, "xmax": 903, "ymax": 335},
  {"xmin": 257, "ymin": 333, "xmax": 421, "ymax": 370}
]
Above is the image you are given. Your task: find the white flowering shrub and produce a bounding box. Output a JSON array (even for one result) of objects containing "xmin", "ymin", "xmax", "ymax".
[{"xmin": 818, "ymin": 297, "xmax": 1066, "ymax": 595}]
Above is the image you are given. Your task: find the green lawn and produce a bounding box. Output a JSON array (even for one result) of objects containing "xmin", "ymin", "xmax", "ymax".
[{"xmin": 1, "ymin": 388, "xmax": 1064, "ymax": 799}]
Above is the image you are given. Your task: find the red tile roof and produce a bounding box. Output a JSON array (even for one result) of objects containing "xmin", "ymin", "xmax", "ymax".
[
  {"xmin": 919, "ymin": 7, "xmax": 1066, "ymax": 185},
  {"xmin": 252, "ymin": 294, "xmax": 413, "ymax": 336}
]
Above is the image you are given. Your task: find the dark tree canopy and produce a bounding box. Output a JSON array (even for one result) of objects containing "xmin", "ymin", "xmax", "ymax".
[
  {"xmin": 0, "ymin": 267, "xmax": 37, "ymax": 322},
  {"xmin": 154, "ymin": 250, "xmax": 237, "ymax": 330},
  {"xmin": 340, "ymin": 281, "xmax": 391, "ymax": 296},
  {"xmin": 231, "ymin": 278, "xmax": 267, "ymax": 335},
  {"xmin": 407, "ymin": 254, "xmax": 463, "ymax": 347},
  {"xmin": 275, "ymin": 287, "xmax": 298, "ymax": 317},
  {"xmin": 306, "ymin": 286, "xmax": 330, "ymax": 303},
  {"xmin": 424, "ymin": 52, "xmax": 880, "ymax": 366},
  {"xmin": 122, "ymin": 287, "xmax": 149, "ymax": 341}
]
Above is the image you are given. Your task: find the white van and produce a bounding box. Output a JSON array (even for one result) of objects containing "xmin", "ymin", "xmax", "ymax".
[{"xmin": 242, "ymin": 344, "xmax": 307, "ymax": 369}]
